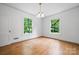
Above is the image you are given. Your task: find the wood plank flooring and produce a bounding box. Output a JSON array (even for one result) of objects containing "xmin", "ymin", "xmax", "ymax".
[{"xmin": 0, "ymin": 37, "xmax": 79, "ymax": 55}]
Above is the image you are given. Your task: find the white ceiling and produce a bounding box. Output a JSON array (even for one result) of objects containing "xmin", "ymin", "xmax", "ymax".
[{"xmin": 5, "ymin": 3, "xmax": 79, "ymax": 17}]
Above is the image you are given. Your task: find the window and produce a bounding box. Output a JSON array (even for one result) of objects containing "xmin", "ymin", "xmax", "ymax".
[
  {"xmin": 51, "ymin": 18, "xmax": 60, "ymax": 33},
  {"xmin": 24, "ymin": 17, "xmax": 32, "ymax": 33}
]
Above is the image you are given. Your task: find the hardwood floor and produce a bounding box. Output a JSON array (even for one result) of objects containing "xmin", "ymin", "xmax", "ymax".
[{"xmin": 0, "ymin": 37, "xmax": 79, "ymax": 55}]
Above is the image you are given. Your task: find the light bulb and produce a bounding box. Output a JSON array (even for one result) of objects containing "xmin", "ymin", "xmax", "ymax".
[{"xmin": 36, "ymin": 12, "xmax": 45, "ymax": 18}]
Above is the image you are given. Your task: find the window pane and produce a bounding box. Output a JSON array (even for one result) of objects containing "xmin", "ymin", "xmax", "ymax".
[
  {"xmin": 51, "ymin": 18, "xmax": 59, "ymax": 33},
  {"xmin": 24, "ymin": 17, "xmax": 32, "ymax": 33}
]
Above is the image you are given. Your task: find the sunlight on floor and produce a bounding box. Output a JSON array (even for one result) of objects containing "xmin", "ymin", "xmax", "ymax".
[{"xmin": 21, "ymin": 38, "xmax": 63, "ymax": 55}]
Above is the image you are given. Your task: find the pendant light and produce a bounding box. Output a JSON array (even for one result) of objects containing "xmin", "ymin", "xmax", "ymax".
[{"xmin": 36, "ymin": 3, "xmax": 45, "ymax": 18}]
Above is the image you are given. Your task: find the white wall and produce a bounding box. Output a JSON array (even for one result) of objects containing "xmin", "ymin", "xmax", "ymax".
[
  {"xmin": 43, "ymin": 6, "xmax": 79, "ymax": 44},
  {"xmin": 0, "ymin": 4, "xmax": 42, "ymax": 47}
]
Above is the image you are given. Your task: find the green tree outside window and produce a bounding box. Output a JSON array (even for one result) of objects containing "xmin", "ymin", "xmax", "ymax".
[
  {"xmin": 51, "ymin": 18, "xmax": 60, "ymax": 33},
  {"xmin": 24, "ymin": 17, "xmax": 32, "ymax": 33}
]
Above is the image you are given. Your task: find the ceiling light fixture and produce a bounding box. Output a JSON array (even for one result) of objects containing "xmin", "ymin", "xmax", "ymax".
[{"xmin": 36, "ymin": 3, "xmax": 45, "ymax": 18}]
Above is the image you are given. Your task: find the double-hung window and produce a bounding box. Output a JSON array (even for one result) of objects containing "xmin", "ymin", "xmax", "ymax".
[
  {"xmin": 24, "ymin": 17, "xmax": 32, "ymax": 33},
  {"xmin": 51, "ymin": 18, "xmax": 60, "ymax": 33}
]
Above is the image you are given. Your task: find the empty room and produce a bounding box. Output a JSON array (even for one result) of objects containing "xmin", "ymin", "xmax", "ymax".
[{"xmin": 0, "ymin": 3, "xmax": 79, "ymax": 55}]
